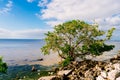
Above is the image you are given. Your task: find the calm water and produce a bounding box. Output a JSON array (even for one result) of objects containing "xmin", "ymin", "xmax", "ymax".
[
  {"xmin": 0, "ymin": 39, "xmax": 45, "ymax": 66},
  {"xmin": 0, "ymin": 39, "xmax": 120, "ymax": 65}
]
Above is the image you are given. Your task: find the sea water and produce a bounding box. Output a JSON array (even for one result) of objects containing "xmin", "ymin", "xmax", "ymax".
[{"xmin": 0, "ymin": 39, "xmax": 45, "ymax": 66}]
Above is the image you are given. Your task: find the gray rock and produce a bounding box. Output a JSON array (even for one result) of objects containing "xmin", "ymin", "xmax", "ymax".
[
  {"xmin": 101, "ymin": 71, "xmax": 107, "ymax": 78},
  {"xmin": 38, "ymin": 76, "xmax": 55, "ymax": 80},
  {"xmin": 57, "ymin": 70, "xmax": 72, "ymax": 76},
  {"xmin": 96, "ymin": 75, "xmax": 105, "ymax": 80},
  {"xmin": 113, "ymin": 63, "xmax": 120, "ymax": 70},
  {"xmin": 108, "ymin": 70, "xmax": 120, "ymax": 80},
  {"xmin": 116, "ymin": 77, "xmax": 120, "ymax": 80}
]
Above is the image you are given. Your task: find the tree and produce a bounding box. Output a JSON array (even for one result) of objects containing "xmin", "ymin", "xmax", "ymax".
[
  {"xmin": 0, "ymin": 57, "xmax": 7, "ymax": 73},
  {"xmin": 41, "ymin": 20, "xmax": 115, "ymax": 62}
]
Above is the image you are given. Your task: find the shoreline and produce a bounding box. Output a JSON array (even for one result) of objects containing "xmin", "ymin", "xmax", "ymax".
[{"xmin": 6, "ymin": 53, "xmax": 62, "ymax": 66}]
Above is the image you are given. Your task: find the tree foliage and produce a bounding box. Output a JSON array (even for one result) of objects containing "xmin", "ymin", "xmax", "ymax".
[
  {"xmin": 0, "ymin": 57, "xmax": 7, "ymax": 73},
  {"xmin": 41, "ymin": 20, "xmax": 115, "ymax": 61}
]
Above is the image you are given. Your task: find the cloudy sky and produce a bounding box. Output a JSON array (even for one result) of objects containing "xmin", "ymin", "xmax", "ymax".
[{"xmin": 0, "ymin": 0, "xmax": 120, "ymax": 40}]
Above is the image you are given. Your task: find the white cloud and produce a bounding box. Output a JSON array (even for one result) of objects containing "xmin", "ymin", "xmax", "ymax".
[
  {"xmin": 95, "ymin": 14, "xmax": 120, "ymax": 30},
  {"xmin": 38, "ymin": 0, "xmax": 48, "ymax": 7},
  {"xmin": 0, "ymin": 28, "xmax": 51, "ymax": 39},
  {"xmin": 36, "ymin": 0, "xmax": 120, "ymax": 27},
  {"xmin": 46, "ymin": 20, "xmax": 64, "ymax": 27},
  {"xmin": 0, "ymin": 1, "xmax": 13, "ymax": 15},
  {"xmin": 27, "ymin": 0, "xmax": 34, "ymax": 3}
]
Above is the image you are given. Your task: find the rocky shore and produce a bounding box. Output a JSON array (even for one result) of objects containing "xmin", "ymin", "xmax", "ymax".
[{"xmin": 38, "ymin": 54, "xmax": 120, "ymax": 80}]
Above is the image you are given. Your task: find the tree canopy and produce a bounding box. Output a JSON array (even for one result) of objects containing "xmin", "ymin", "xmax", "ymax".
[{"xmin": 41, "ymin": 20, "xmax": 115, "ymax": 62}]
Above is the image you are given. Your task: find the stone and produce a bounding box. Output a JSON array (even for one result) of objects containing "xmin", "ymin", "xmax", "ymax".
[
  {"xmin": 114, "ymin": 55, "xmax": 118, "ymax": 59},
  {"xmin": 38, "ymin": 59, "xmax": 120, "ymax": 80},
  {"xmin": 70, "ymin": 76, "xmax": 74, "ymax": 80},
  {"xmin": 37, "ymin": 58, "xmax": 43, "ymax": 61},
  {"xmin": 84, "ymin": 70, "xmax": 92, "ymax": 78},
  {"xmin": 104, "ymin": 63, "xmax": 113, "ymax": 72},
  {"xmin": 37, "ymin": 70, "xmax": 41, "ymax": 72},
  {"xmin": 116, "ymin": 77, "xmax": 120, "ymax": 80},
  {"xmin": 101, "ymin": 71, "xmax": 107, "ymax": 78},
  {"xmin": 38, "ymin": 76, "xmax": 55, "ymax": 80},
  {"xmin": 95, "ymin": 65, "xmax": 101, "ymax": 71},
  {"xmin": 57, "ymin": 70, "xmax": 72, "ymax": 76},
  {"xmin": 113, "ymin": 63, "xmax": 120, "ymax": 70},
  {"xmin": 31, "ymin": 65, "xmax": 37, "ymax": 71},
  {"xmin": 96, "ymin": 75, "xmax": 105, "ymax": 80},
  {"xmin": 84, "ymin": 78, "xmax": 94, "ymax": 80},
  {"xmin": 107, "ymin": 70, "xmax": 120, "ymax": 80},
  {"xmin": 72, "ymin": 61, "xmax": 78, "ymax": 65}
]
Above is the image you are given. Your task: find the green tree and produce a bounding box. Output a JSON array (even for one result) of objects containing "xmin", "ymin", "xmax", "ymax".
[
  {"xmin": 41, "ymin": 20, "xmax": 115, "ymax": 63},
  {"xmin": 0, "ymin": 57, "xmax": 7, "ymax": 73}
]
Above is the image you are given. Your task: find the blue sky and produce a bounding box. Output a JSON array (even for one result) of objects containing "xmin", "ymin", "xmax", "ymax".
[
  {"xmin": 0, "ymin": 0, "xmax": 48, "ymax": 30},
  {"xmin": 0, "ymin": 0, "xmax": 120, "ymax": 40}
]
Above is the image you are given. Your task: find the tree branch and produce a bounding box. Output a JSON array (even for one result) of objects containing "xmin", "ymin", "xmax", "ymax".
[{"xmin": 57, "ymin": 50, "xmax": 66, "ymax": 59}]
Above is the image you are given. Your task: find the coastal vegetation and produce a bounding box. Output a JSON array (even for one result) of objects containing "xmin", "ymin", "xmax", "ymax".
[
  {"xmin": 0, "ymin": 57, "xmax": 7, "ymax": 73},
  {"xmin": 41, "ymin": 20, "xmax": 115, "ymax": 67}
]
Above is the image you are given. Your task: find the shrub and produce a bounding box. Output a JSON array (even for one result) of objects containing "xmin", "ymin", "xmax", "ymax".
[{"xmin": 0, "ymin": 57, "xmax": 7, "ymax": 73}]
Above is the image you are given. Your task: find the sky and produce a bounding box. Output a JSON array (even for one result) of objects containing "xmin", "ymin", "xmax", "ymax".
[{"xmin": 0, "ymin": 0, "xmax": 120, "ymax": 40}]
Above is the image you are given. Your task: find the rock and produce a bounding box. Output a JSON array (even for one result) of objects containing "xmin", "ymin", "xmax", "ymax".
[
  {"xmin": 110, "ymin": 55, "xmax": 120, "ymax": 62},
  {"xmin": 48, "ymin": 72, "xmax": 54, "ymax": 75},
  {"xmin": 101, "ymin": 71, "xmax": 107, "ymax": 78},
  {"xmin": 84, "ymin": 70, "xmax": 92, "ymax": 78},
  {"xmin": 38, "ymin": 76, "xmax": 55, "ymax": 80},
  {"xmin": 107, "ymin": 70, "xmax": 120, "ymax": 80},
  {"xmin": 38, "ymin": 59, "xmax": 120, "ymax": 80},
  {"xmin": 114, "ymin": 55, "xmax": 118, "ymax": 59},
  {"xmin": 37, "ymin": 70, "xmax": 41, "ymax": 72},
  {"xmin": 31, "ymin": 65, "xmax": 37, "ymax": 72},
  {"xmin": 95, "ymin": 65, "xmax": 101, "ymax": 71},
  {"xmin": 70, "ymin": 76, "xmax": 74, "ymax": 80},
  {"xmin": 104, "ymin": 63, "xmax": 113, "ymax": 72},
  {"xmin": 37, "ymin": 58, "xmax": 43, "ymax": 61},
  {"xmin": 51, "ymin": 76, "xmax": 62, "ymax": 80},
  {"xmin": 84, "ymin": 77, "xmax": 94, "ymax": 80},
  {"xmin": 96, "ymin": 75, "xmax": 105, "ymax": 80},
  {"xmin": 57, "ymin": 70, "xmax": 72, "ymax": 76},
  {"xmin": 116, "ymin": 77, "xmax": 120, "ymax": 80},
  {"xmin": 113, "ymin": 63, "xmax": 120, "ymax": 70}
]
